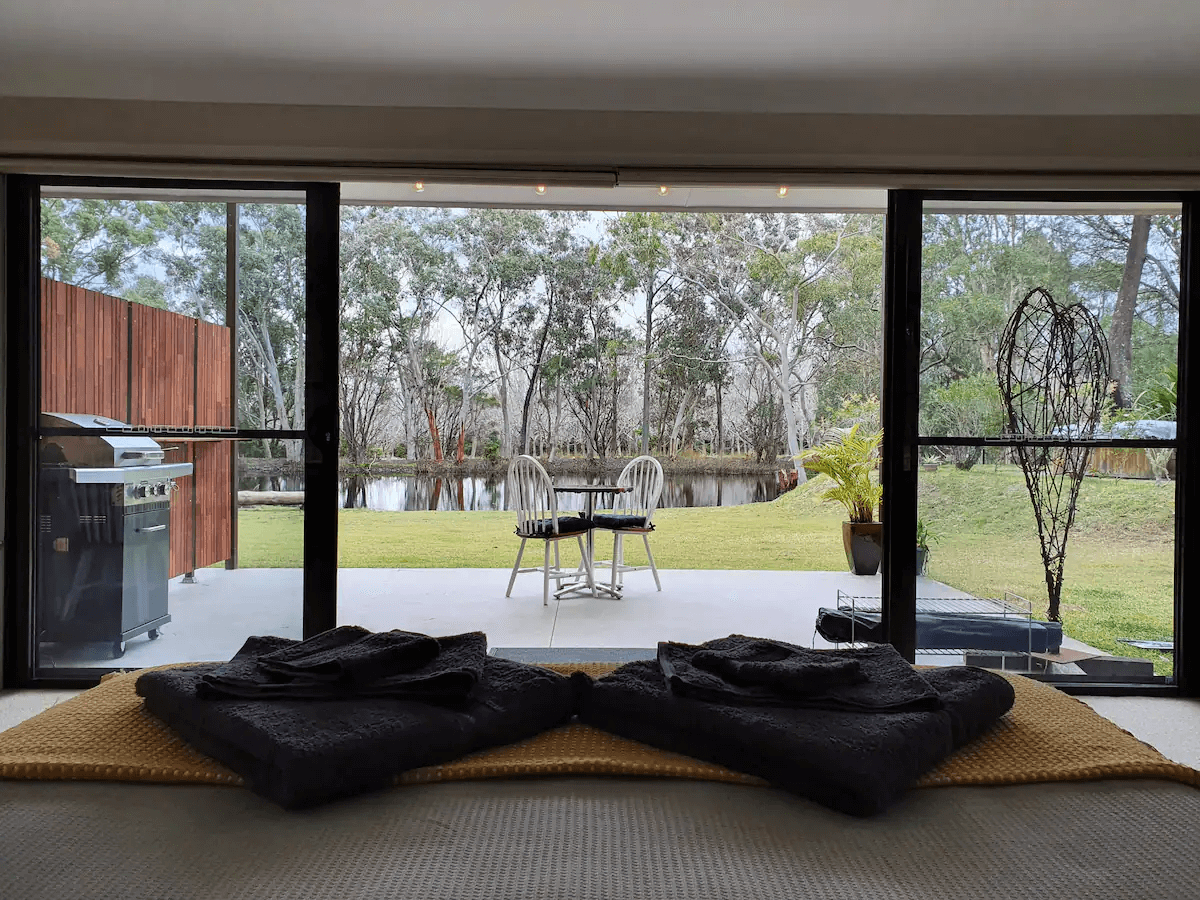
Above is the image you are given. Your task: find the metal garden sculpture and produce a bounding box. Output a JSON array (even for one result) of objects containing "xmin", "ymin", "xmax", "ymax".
[{"xmin": 997, "ymin": 287, "xmax": 1110, "ymax": 623}]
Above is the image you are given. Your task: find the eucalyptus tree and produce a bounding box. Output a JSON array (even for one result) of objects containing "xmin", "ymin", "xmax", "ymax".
[
  {"xmin": 603, "ymin": 212, "xmax": 682, "ymax": 454},
  {"xmin": 40, "ymin": 198, "xmax": 169, "ymax": 298},
  {"xmin": 1070, "ymin": 214, "xmax": 1180, "ymax": 407},
  {"xmin": 229, "ymin": 204, "xmax": 308, "ymax": 459},
  {"xmin": 654, "ymin": 281, "xmax": 732, "ymax": 456},
  {"xmin": 921, "ymin": 213, "xmax": 1181, "ymax": 425},
  {"xmin": 676, "ymin": 212, "xmax": 872, "ymax": 471},
  {"xmin": 554, "ymin": 259, "xmax": 630, "ymax": 461},
  {"xmin": 515, "ymin": 215, "xmax": 591, "ymax": 455},
  {"xmin": 425, "ymin": 208, "xmax": 544, "ymax": 461},
  {"xmin": 339, "ymin": 207, "xmax": 417, "ymax": 463}
]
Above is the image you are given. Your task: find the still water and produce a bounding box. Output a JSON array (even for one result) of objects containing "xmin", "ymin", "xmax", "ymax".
[{"xmin": 240, "ymin": 474, "xmax": 779, "ymax": 511}]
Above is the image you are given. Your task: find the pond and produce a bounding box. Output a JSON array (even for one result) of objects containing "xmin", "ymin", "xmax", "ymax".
[{"xmin": 238, "ymin": 474, "xmax": 781, "ymax": 511}]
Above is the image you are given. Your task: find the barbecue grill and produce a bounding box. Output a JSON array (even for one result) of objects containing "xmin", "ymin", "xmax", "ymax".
[{"xmin": 38, "ymin": 413, "xmax": 193, "ymax": 659}]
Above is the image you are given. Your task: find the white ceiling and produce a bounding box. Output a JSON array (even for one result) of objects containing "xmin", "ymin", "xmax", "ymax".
[{"xmin": 3, "ymin": 1, "xmax": 1200, "ymax": 114}]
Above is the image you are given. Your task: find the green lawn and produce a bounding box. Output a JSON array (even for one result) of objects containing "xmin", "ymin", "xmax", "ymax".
[{"xmin": 236, "ymin": 464, "xmax": 1176, "ymax": 671}]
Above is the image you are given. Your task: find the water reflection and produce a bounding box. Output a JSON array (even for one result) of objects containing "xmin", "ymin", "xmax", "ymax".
[{"xmin": 240, "ymin": 473, "xmax": 778, "ymax": 511}]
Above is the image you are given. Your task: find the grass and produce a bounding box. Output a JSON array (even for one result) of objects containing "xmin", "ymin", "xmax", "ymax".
[{"xmin": 236, "ymin": 464, "xmax": 1176, "ymax": 672}]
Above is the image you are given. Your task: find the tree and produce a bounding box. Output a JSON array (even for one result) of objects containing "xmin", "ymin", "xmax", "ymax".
[
  {"xmin": 678, "ymin": 213, "xmax": 876, "ymax": 471},
  {"xmin": 426, "ymin": 209, "xmax": 544, "ymax": 461},
  {"xmin": 40, "ymin": 198, "xmax": 167, "ymax": 295},
  {"xmin": 1106, "ymin": 215, "xmax": 1151, "ymax": 408},
  {"xmin": 339, "ymin": 208, "xmax": 411, "ymax": 463},
  {"xmin": 604, "ymin": 213, "xmax": 680, "ymax": 455},
  {"xmin": 556, "ymin": 262, "xmax": 629, "ymax": 461},
  {"xmin": 516, "ymin": 217, "xmax": 591, "ymax": 455}
]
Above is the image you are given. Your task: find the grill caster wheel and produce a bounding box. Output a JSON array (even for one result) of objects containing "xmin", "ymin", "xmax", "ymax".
[
  {"xmin": 111, "ymin": 641, "xmax": 126, "ymax": 660},
  {"xmin": 148, "ymin": 629, "xmax": 160, "ymax": 640}
]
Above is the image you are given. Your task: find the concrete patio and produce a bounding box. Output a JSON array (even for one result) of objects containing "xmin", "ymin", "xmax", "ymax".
[{"xmin": 39, "ymin": 566, "xmax": 980, "ymax": 670}]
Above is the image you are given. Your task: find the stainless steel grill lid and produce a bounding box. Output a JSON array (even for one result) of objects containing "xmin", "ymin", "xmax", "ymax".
[
  {"xmin": 39, "ymin": 412, "xmax": 192, "ymax": 483},
  {"xmin": 41, "ymin": 412, "xmax": 166, "ymax": 468}
]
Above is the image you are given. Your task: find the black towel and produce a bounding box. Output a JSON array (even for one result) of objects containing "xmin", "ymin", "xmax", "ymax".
[
  {"xmin": 574, "ymin": 652, "xmax": 1015, "ymax": 817},
  {"xmin": 659, "ymin": 636, "xmax": 941, "ymax": 711},
  {"xmin": 198, "ymin": 629, "xmax": 485, "ymax": 702},
  {"xmin": 691, "ymin": 641, "xmax": 864, "ymax": 695},
  {"xmin": 256, "ymin": 626, "xmax": 440, "ymax": 683},
  {"xmin": 137, "ymin": 641, "xmax": 575, "ymax": 809}
]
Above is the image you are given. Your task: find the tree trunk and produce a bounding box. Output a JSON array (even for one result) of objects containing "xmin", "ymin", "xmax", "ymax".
[
  {"xmin": 548, "ymin": 383, "xmax": 562, "ymax": 461},
  {"xmin": 290, "ymin": 322, "xmax": 304, "ymax": 461},
  {"xmin": 494, "ymin": 342, "xmax": 513, "ymax": 458},
  {"xmin": 611, "ymin": 357, "xmax": 620, "ymax": 457},
  {"xmin": 257, "ymin": 318, "xmax": 297, "ymax": 459},
  {"xmin": 641, "ymin": 278, "xmax": 654, "ymax": 454},
  {"xmin": 668, "ymin": 387, "xmax": 694, "ymax": 456},
  {"xmin": 256, "ymin": 363, "xmax": 272, "ymax": 459},
  {"xmin": 1109, "ymin": 215, "xmax": 1151, "ymax": 409},
  {"xmin": 715, "ymin": 380, "xmax": 724, "ymax": 458},
  {"xmin": 425, "ymin": 407, "xmax": 444, "ymax": 462}
]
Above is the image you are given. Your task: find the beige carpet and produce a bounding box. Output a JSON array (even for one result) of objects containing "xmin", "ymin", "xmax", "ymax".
[{"xmin": 1, "ymin": 662, "xmax": 1197, "ymax": 792}]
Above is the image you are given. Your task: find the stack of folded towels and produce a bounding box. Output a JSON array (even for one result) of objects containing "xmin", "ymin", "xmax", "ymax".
[
  {"xmin": 135, "ymin": 626, "xmax": 575, "ymax": 809},
  {"xmin": 137, "ymin": 629, "xmax": 1014, "ymax": 816},
  {"xmin": 572, "ymin": 635, "xmax": 1015, "ymax": 816}
]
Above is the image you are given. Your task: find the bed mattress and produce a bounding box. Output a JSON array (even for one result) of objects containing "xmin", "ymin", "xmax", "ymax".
[{"xmin": 1, "ymin": 776, "xmax": 1197, "ymax": 900}]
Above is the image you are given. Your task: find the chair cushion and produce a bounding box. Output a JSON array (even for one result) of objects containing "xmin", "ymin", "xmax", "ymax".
[
  {"xmin": 516, "ymin": 516, "xmax": 594, "ymax": 538},
  {"xmin": 592, "ymin": 514, "xmax": 653, "ymax": 531}
]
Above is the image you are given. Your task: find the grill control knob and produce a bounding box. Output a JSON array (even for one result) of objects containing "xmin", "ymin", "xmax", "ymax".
[{"xmin": 133, "ymin": 485, "xmax": 148, "ymax": 498}]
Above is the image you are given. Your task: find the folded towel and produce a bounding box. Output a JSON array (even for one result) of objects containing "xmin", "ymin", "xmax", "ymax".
[
  {"xmin": 137, "ymin": 640, "xmax": 575, "ymax": 809},
  {"xmin": 659, "ymin": 636, "xmax": 941, "ymax": 711},
  {"xmin": 574, "ymin": 652, "xmax": 1014, "ymax": 817},
  {"xmin": 198, "ymin": 630, "xmax": 486, "ymax": 702},
  {"xmin": 689, "ymin": 637, "xmax": 865, "ymax": 696},
  {"xmin": 256, "ymin": 626, "xmax": 440, "ymax": 683}
]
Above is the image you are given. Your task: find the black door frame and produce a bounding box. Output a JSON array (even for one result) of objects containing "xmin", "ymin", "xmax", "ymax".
[
  {"xmin": 4, "ymin": 176, "xmax": 1196, "ymax": 695},
  {"xmin": 3, "ymin": 176, "xmax": 339, "ymax": 687},
  {"xmin": 882, "ymin": 189, "xmax": 1198, "ymax": 696}
]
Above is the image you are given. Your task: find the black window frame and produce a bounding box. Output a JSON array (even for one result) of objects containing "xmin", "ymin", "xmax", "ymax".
[
  {"xmin": 881, "ymin": 189, "xmax": 1199, "ymax": 696},
  {"xmin": 3, "ymin": 175, "xmax": 339, "ymax": 687},
  {"xmin": 4, "ymin": 177, "xmax": 1196, "ymax": 697}
]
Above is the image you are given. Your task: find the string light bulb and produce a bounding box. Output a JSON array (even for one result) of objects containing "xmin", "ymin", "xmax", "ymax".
[
  {"xmin": 658, "ymin": 185, "xmax": 670, "ymax": 196},
  {"xmin": 413, "ymin": 181, "xmax": 425, "ymax": 192},
  {"xmin": 777, "ymin": 185, "xmax": 789, "ymax": 198},
  {"xmin": 534, "ymin": 184, "xmax": 547, "ymax": 195}
]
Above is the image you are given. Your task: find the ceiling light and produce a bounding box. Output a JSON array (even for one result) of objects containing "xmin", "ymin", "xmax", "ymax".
[
  {"xmin": 658, "ymin": 185, "xmax": 670, "ymax": 196},
  {"xmin": 413, "ymin": 181, "xmax": 425, "ymax": 192},
  {"xmin": 534, "ymin": 184, "xmax": 547, "ymax": 195},
  {"xmin": 777, "ymin": 185, "xmax": 789, "ymax": 198}
]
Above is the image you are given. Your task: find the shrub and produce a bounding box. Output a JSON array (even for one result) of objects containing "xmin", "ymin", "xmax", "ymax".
[{"xmin": 922, "ymin": 375, "xmax": 1005, "ymax": 470}]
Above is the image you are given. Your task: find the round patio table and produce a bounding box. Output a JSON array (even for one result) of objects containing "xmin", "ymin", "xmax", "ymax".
[{"xmin": 552, "ymin": 483, "xmax": 628, "ymax": 599}]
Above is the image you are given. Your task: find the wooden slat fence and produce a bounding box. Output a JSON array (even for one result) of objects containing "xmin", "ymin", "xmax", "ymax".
[{"xmin": 40, "ymin": 278, "xmax": 233, "ymax": 577}]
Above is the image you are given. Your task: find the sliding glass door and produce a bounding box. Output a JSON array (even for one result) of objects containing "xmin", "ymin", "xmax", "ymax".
[
  {"xmin": 892, "ymin": 191, "xmax": 1197, "ymax": 689},
  {"xmin": 4, "ymin": 177, "xmax": 338, "ymax": 684}
]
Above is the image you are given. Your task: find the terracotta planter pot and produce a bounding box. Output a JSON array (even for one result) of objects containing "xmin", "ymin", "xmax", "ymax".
[{"xmin": 842, "ymin": 521, "xmax": 883, "ymax": 576}]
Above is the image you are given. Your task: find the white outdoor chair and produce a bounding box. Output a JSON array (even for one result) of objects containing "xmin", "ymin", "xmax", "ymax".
[
  {"xmin": 505, "ymin": 455, "xmax": 595, "ymax": 606},
  {"xmin": 592, "ymin": 455, "xmax": 664, "ymax": 593}
]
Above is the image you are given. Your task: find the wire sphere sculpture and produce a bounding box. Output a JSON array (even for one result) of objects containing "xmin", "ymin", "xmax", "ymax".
[{"xmin": 997, "ymin": 287, "xmax": 1110, "ymax": 622}]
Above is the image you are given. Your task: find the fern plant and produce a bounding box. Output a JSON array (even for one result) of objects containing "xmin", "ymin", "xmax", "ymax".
[
  {"xmin": 799, "ymin": 425, "xmax": 883, "ymax": 523},
  {"xmin": 1138, "ymin": 364, "xmax": 1177, "ymax": 421}
]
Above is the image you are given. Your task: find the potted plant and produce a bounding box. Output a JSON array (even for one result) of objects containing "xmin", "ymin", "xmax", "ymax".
[
  {"xmin": 916, "ymin": 517, "xmax": 936, "ymax": 576},
  {"xmin": 921, "ymin": 454, "xmax": 940, "ymax": 472},
  {"xmin": 800, "ymin": 425, "xmax": 884, "ymax": 575}
]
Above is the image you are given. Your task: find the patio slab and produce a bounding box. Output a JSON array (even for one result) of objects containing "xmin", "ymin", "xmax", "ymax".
[{"xmin": 37, "ymin": 566, "xmax": 973, "ymax": 670}]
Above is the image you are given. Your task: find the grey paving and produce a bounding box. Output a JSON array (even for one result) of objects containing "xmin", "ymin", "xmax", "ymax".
[{"xmin": 34, "ymin": 566, "xmax": 973, "ymax": 671}]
